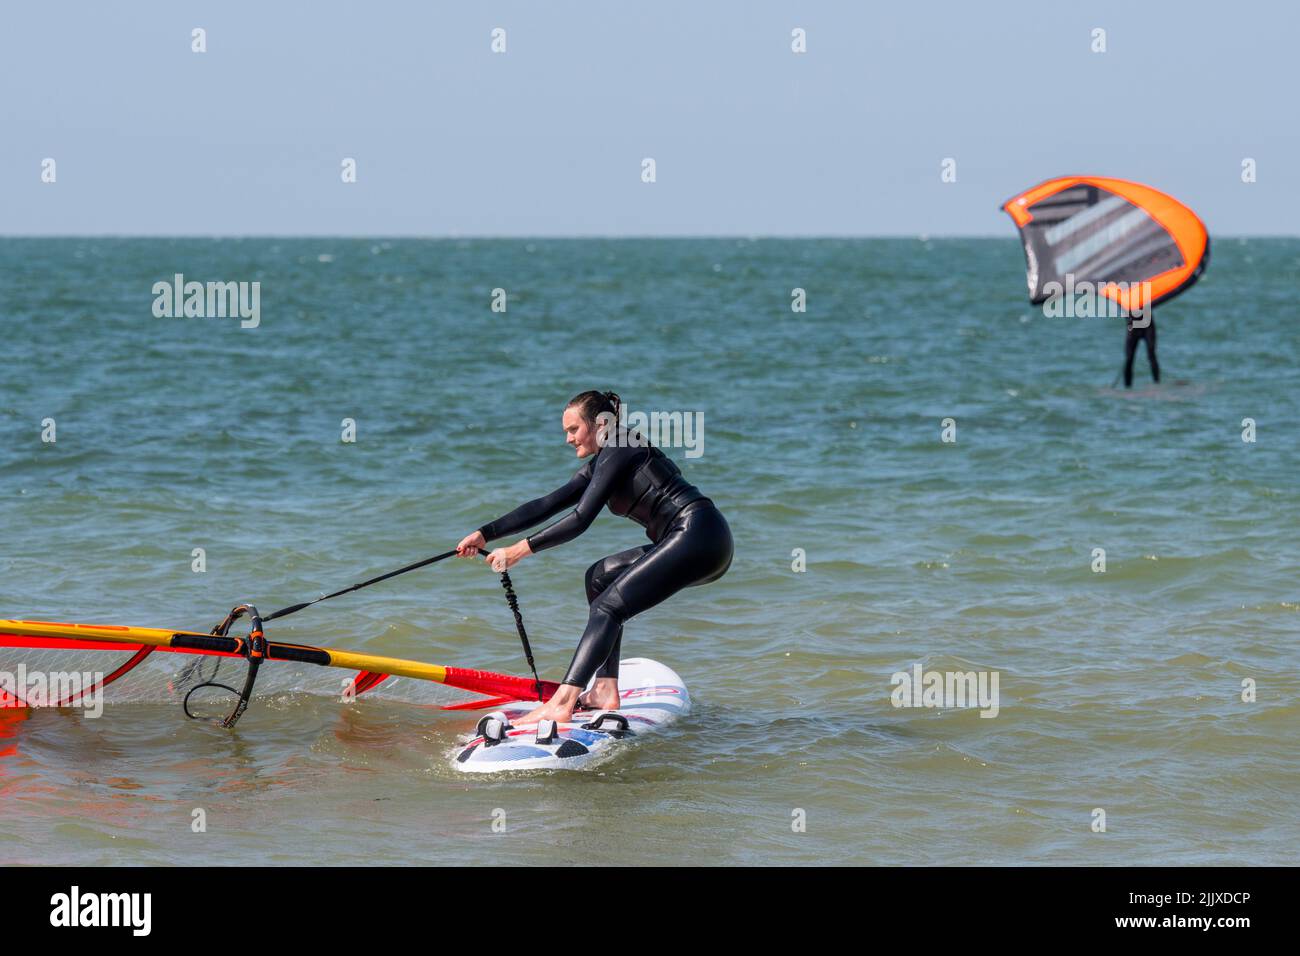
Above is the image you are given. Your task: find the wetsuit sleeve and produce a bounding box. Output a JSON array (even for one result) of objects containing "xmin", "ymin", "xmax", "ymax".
[
  {"xmin": 524, "ymin": 447, "xmax": 637, "ymax": 553},
  {"xmin": 478, "ymin": 464, "xmax": 592, "ymax": 543}
]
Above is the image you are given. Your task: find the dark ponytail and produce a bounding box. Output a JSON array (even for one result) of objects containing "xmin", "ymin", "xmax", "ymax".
[{"xmin": 566, "ymin": 390, "xmax": 621, "ymax": 425}]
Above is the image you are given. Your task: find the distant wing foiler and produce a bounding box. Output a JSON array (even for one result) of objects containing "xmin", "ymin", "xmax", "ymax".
[{"xmin": 1001, "ymin": 176, "xmax": 1209, "ymax": 312}]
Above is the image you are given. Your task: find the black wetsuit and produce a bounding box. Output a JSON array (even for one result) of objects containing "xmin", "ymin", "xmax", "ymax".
[
  {"xmin": 1124, "ymin": 314, "xmax": 1159, "ymax": 388},
  {"xmin": 478, "ymin": 440, "xmax": 732, "ymax": 687}
]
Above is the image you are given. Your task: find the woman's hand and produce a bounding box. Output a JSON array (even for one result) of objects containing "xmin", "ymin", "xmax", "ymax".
[
  {"xmin": 485, "ymin": 539, "xmax": 533, "ymax": 572},
  {"xmin": 456, "ymin": 530, "xmax": 487, "ymax": 556}
]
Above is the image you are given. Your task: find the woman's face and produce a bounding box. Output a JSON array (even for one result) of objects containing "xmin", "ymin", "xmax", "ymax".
[{"xmin": 563, "ymin": 406, "xmax": 601, "ymax": 457}]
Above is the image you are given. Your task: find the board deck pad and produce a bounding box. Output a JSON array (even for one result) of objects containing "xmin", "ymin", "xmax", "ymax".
[{"xmin": 451, "ymin": 658, "xmax": 688, "ymax": 773}]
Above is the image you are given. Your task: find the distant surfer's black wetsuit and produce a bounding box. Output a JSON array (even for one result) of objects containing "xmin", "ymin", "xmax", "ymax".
[
  {"xmin": 1124, "ymin": 313, "xmax": 1159, "ymax": 388},
  {"xmin": 479, "ymin": 439, "xmax": 732, "ymax": 688}
]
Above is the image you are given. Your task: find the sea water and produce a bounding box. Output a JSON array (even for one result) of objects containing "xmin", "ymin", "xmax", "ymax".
[{"xmin": 1, "ymin": 237, "xmax": 1296, "ymax": 865}]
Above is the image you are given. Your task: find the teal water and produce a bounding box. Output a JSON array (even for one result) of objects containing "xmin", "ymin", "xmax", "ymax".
[{"xmin": 1, "ymin": 237, "xmax": 1297, "ymax": 865}]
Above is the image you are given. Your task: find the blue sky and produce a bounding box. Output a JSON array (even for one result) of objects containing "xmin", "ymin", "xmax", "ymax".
[{"xmin": 1, "ymin": 0, "xmax": 1294, "ymax": 236}]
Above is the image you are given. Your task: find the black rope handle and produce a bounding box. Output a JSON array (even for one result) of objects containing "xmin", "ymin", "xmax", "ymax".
[{"xmin": 497, "ymin": 570, "xmax": 542, "ymax": 700}]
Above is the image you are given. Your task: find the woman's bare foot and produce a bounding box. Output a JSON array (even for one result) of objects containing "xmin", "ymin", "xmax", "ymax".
[
  {"xmin": 577, "ymin": 677, "xmax": 621, "ymax": 711},
  {"xmin": 511, "ymin": 684, "xmax": 581, "ymax": 726}
]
